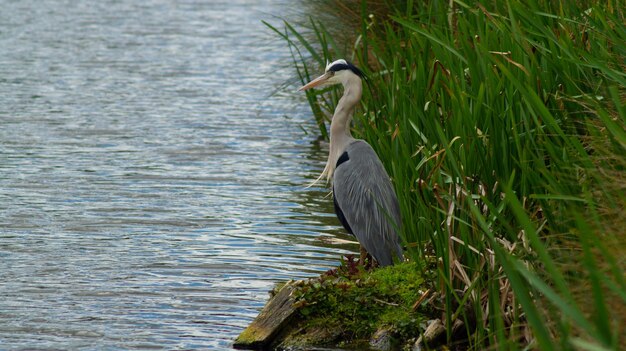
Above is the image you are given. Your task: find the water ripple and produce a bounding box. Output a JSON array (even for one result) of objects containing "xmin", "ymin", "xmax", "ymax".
[{"xmin": 0, "ymin": 0, "xmax": 355, "ymax": 349}]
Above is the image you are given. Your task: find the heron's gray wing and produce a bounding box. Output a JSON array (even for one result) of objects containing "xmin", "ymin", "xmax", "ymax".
[{"xmin": 332, "ymin": 140, "xmax": 403, "ymax": 266}]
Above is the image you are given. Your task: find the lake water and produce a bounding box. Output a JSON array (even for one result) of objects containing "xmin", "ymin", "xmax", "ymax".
[{"xmin": 0, "ymin": 1, "xmax": 355, "ymax": 349}]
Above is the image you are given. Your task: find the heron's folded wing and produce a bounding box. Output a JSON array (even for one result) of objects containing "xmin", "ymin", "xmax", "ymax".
[{"xmin": 333, "ymin": 140, "xmax": 402, "ymax": 266}]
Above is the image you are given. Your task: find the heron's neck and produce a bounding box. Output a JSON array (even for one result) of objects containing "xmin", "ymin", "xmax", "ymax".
[
  {"xmin": 324, "ymin": 75, "xmax": 362, "ymax": 182},
  {"xmin": 330, "ymin": 83, "xmax": 360, "ymax": 140}
]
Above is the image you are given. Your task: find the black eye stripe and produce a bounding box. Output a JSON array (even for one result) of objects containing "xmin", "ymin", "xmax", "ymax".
[
  {"xmin": 329, "ymin": 63, "xmax": 350, "ymax": 72},
  {"xmin": 327, "ymin": 61, "xmax": 365, "ymax": 78}
]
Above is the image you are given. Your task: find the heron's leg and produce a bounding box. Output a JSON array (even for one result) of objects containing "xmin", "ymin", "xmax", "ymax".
[{"xmin": 359, "ymin": 246, "xmax": 367, "ymax": 266}]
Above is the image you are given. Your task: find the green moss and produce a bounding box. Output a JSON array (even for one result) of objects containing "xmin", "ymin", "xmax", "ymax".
[
  {"xmin": 290, "ymin": 260, "xmax": 435, "ymax": 346},
  {"xmin": 234, "ymin": 326, "xmax": 266, "ymax": 346}
]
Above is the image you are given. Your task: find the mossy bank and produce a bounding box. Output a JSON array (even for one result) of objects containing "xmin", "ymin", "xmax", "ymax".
[{"xmin": 234, "ymin": 259, "xmax": 445, "ymax": 350}]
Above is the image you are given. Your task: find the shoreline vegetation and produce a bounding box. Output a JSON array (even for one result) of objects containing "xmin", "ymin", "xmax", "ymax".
[{"xmin": 238, "ymin": 0, "xmax": 624, "ymax": 350}]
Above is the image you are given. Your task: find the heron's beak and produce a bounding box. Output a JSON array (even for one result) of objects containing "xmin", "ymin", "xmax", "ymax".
[{"xmin": 298, "ymin": 72, "xmax": 332, "ymax": 91}]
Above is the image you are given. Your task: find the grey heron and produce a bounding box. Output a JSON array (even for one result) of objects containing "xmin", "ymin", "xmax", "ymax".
[{"xmin": 299, "ymin": 59, "xmax": 403, "ymax": 267}]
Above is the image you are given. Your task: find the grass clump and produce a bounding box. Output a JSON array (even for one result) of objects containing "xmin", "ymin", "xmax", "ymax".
[{"xmin": 267, "ymin": 0, "xmax": 625, "ymax": 350}]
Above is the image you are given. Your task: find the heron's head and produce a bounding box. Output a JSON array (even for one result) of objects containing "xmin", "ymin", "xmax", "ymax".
[{"xmin": 299, "ymin": 59, "xmax": 364, "ymax": 91}]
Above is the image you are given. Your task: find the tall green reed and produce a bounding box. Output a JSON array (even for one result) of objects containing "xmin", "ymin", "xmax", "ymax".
[{"xmin": 268, "ymin": 0, "xmax": 625, "ymax": 349}]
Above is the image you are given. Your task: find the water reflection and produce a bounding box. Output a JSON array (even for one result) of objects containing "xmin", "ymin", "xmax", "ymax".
[{"xmin": 0, "ymin": 0, "xmax": 356, "ymax": 349}]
